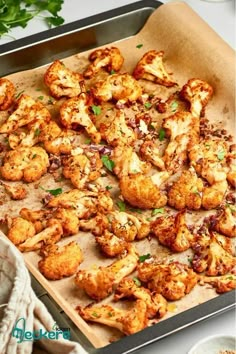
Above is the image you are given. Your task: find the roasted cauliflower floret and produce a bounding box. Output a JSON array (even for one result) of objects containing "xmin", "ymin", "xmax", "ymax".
[
  {"xmin": 74, "ymin": 244, "xmax": 138, "ymax": 300},
  {"xmin": 60, "ymin": 93, "xmax": 101, "ymax": 144},
  {"xmin": 0, "ymin": 94, "xmax": 51, "ymax": 134},
  {"xmin": 202, "ymin": 180, "xmax": 228, "ymax": 210},
  {"xmin": 167, "ymin": 168, "xmax": 204, "ymax": 210},
  {"xmin": 62, "ymin": 149, "xmax": 102, "ymax": 189},
  {"xmin": 83, "ymin": 46, "xmax": 124, "ymax": 78},
  {"xmin": 163, "ymin": 112, "xmax": 199, "ymax": 173},
  {"xmin": 0, "ymin": 146, "xmax": 49, "ymax": 182},
  {"xmin": 211, "ymin": 206, "xmax": 236, "ymax": 238},
  {"xmin": 19, "ymin": 208, "xmax": 52, "ymax": 233},
  {"xmin": 0, "ymin": 78, "xmax": 15, "ymax": 111},
  {"xmin": 151, "ymin": 210, "xmax": 195, "ymax": 252},
  {"xmin": 44, "ymin": 59, "xmax": 84, "ymax": 99},
  {"xmin": 7, "ymin": 217, "xmax": 36, "ymax": 246},
  {"xmin": 100, "ymin": 110, "xmax": 136, "ymax": 147},
  {"xmin": 227, "ymin": 144, "xmax": 236, "ymax": 187},
  {"xmin": 192, "ymin": 230, "xmax": 235, "ymax": 276},
  {"xmin": 139, "ymin": 140, "xmax": 165, "ymax": 170},
  {"xmin": 95, "ymin": 230, "xmax": 128, "ymax": 257},
  {"xmin": 114, "ymin": 277, "xmax": 167, "ymax": 319},
  {"xmin": 2, "ymin": 182, "xmax": 27, "ymax": 200},
  {"xmin": 77, "ymin": 299, "xmax": 148, "ymax": 335},
  {"xmin": 180, "ymin": 78, "xmax": 213, "ymax": 117},
  {"xmin": 47, "ymin": 189, "xmax": 113, "ymax": 219},
  {"xmin": 92, "ymin": 73, "xmax": 142, "ymax": 105},
  {"xmin": 200, "ymin": 274, "xmax": 236, "ymax": 293},
  {"xmin": 137, "ymin": 261, "xmax": 198, "ymax": 301},
  {"xmin": 79, "ymin": 213, "xmax": 109, "ymax": 236},
  {"xmin": 112, "ymin": 145, "xmax": 150, "ymax": 178},
  {"xmin": 119, "ymin": 173, "xmax": 167, "ymax": 209},
  {"xmin": 133, "ymin": 50, "xmax": 177, "ymax": 87},
  {"xmin": 53, "ymin": 208, "xmax": 80, "ymax": 236},
  {"xmin": 38, "ymin": 241, "xmax": 83, "ymax": 280}
]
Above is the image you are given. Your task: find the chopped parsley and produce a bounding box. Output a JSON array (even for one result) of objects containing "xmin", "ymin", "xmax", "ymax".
[
  {"xmin": 170, "ymin": 101, "xmax": 178, "ymax": 112},
  {"xmin": 110, "ymin": 69, "xmax": 116, "ymax": 75},
  {"xmin": 116, "ymin": 200, "xmax": 126, "ymax": 212},
  {"xmin": 15, "ymin": 90, "xmax": 24, "ymax": 99},
  {"xmin": 91, "ymin": 105, "xmax": 101, "ymax": 115},
  {"xmin": 40, "ymin": 186, "xmax": 63, "ymax": 196},
  {"xmin": 158, "ymin": 128, "xmax": 166, "ymax": 141},
  {"xmin": 136, "ymin": 44, "xmax": 143, "ymax": 49},
  {"xmin": 139, "ymin": 254, "xmax": 151, "ymax": 262},
  {"xmin": 151, "ymin": 208, "xmax": 165, "ymax": 216},
  {"xmin": 144, "ymin": 102, "xmax": 152, "ymax": 109},
  {"xmin": 105, "ymin": 185, "xmax": 112, "ymax": 191},
  {"xmin": 84, "ymin": 138, "xmax": 91, "ymax": 144},
  {"xmin": 133, "ymin": 277, "xmax": 141, "ymax": 287},
  {"xmin": 101, "ymin": 155, "xmax": 115, "ymax": 172},
  {"xmin": 217, "ymin": 150, "xmax": 225, "ymax": 161},
  {"xmin": 37, "ymin": 95, "xmax": 44, "ymax": 100},
  {"xmin": 34, "ymin": 128, "xmax": 41, "ymax": 137},
  {"xmin": 129, "ymin": 207, "xmax": 143, "ymax": 214},
  {"xmin": 92, "ymin": 312, "xmax": 99, "ymax": 318}
]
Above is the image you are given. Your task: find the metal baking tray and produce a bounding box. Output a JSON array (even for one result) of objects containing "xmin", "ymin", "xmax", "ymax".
[{"xmin": 1, "ymin": 1, "xmax": 235, "ymax": 353}]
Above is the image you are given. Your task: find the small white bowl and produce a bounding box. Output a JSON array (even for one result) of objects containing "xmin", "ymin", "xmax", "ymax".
[{"xmin": 188, "ymin": 334, "xmax": 236, "ymax": 354}]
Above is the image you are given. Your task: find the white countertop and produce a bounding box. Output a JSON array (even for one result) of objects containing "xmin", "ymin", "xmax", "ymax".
[{"xmin": 1, "ymin": 1, "xmax": 235, "ymax": 354}]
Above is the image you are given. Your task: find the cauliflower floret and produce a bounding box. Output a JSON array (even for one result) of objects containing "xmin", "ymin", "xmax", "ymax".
[
  {"xmin": 139, "ymin": 140, "xmax": 165, "ymax": 170},
  {"xmin": 163, "ymin": 112, "xmax": 199, "ymax": 173},
  {"xmin": 0, "ymin": 78, "xmax": 15, "ymax": 111},
  {"xmin": 60, "ymin": 93, "xmax": 101, "ymax": 144},
  {"xmin": 151, "ymin": 210, "xmax": 195, "ymax": 252},
  {"xmin": 192, "ymin": 230, "xmax": 235, "ymax": 276},
  {"xmin": 0, "ymin": 94, "xmax": 51, "ymax": 134},
  {"xmin": 114, "ymin": 277, "xmax": 167, "ymax": 319},
  {"xmin": 74, "ymin": 244, "xmax": 138, "ymax": 300},
  {"xmin": 77, "ymin": 299, "xmax": 148, "ymax": 335},
  {"xmin": 227, "ymin": 144, "xmax": 236, "ymax": 187},
  {"xmin": 38, "ymin": 241, "xmax": 83, "ymax": 280},
  {"xmin": 202, "ymin": 180, "xmax": 228, "ymax": 210},
  {"xmin": 180, "ymin": 78, "xmax": 213, "ymax": 117},
  {"xmin": 44, "ymin": 59, "xmax": 84, "ymax": 99},
  {"xmin": 2, "ymin": 182, "xmax": 27, "ymax": 200},
  {"xmin": 95, "ymin": 230, "xmax": 128, "ymax": 257},
  {"xmin": 119, "ymin": 173, "xmax": 167, "ymax": 209},
  {"xmin": 18, "ymin": 219, "xmax": 63, "ymax": 252},
  {"xmin": 92, "ymin": 73, "xmax": 142, "ymax": 105},
  {"xmin": 133, "ymin": 50, "xmax": 177, "ymax": 87},
  {"xmin": 137, "ymin": 261, "xmax": 198, "ymax": 301},
  {"xmin": 47, "ymin": 189, "xmax": 113, "ymax": 219},
  {"xmin": 83, "ymin": 47, "xmax": 124, "ymax": 78},
  {"xmin": 79, "ymin": 213, "xmax": 109, "ymax": 236},
  {"xmin": 112, "ymin": 145, "xmax": 150, "ymax": 178},
  {"xmin": 62, "ymin": 149, "xmax": 102, "ymax": 189},
  {"xmin": 0, "ymin": 146, "xmax": 49, "ymax": 182},
  {"xmin": 7, "ymin": 217, "xmax": 36, "ymax": 245},
  {"xmin": 100, "ymin": 110, "xmax": 136, "ymax": 147},
  {"xmin": 211, "ymin": 206, "xmax": 236, "ymax": 238},
  {"xmin": 200, "ymin": 274, "xmax": 236, "ymax": 293},
  {"xmin": 19, "ymin": 208, "xmax": 52, "ymax": 233},
  {"xmin": 167, "ymin": 168, "xmax": 204, "ymax": 210},
  {"xmin": 53, "ymin": 208, "xmax": 80, "ymax": 236}
]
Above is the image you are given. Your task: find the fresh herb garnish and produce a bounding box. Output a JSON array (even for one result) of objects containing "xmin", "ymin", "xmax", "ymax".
[
  {"xmin": 101, "ymin": 155, "xmax": 115, "ymax": 172},
  {"xmin": 37, "ymin": 95, "xmax": 44, "ymax": 100},
  {"xmin": 136, "ymin": 44, "xmax": 143, "ymax": 49},
  {"xmin": 170, "ymin": 101, "xmax": 178, "ymax": 112},
  {"xmin": 110, "ymin": 69, "xmax": 116, "ymax": 75},
  {"xmin": 116, "ymin": 200, "xmax": 126, "ymax": 212},
  {"xmin": 15, "ymin": 90, "xmax": 24, "ymax": 99},
  {"xmin": 32, "ymin": 154, "xmax": 37, "ymax": 159},
  {"xmin": 84, "ymin": 138, "xmax": 91, "ymax": 144},
  {"xmin": 40, "ymin": 186, "xmax": 63, "ymax": 196},
  {"xmin": 139, "ymin": 254, "xmax": 151, "ymax": 262},
  {"xmin": 34, "ymin": 128, "xmax": 41, "ymax": 137},
  {"xmin": 226, "ymin": 276, "xmax": 233, "ymax": 280},
  {"xmin": 144, "ymin": 102, "xmax": 152, "ymax": 109},
  {"xmin": 151, "ymin": 208, "xmax": 164, "ymax": 216},
  {"xmin": 158, "ymin": 128, "xmax": 166, "ymax": 141},
  {"xmin": 91, "ymin": 105, "xmax": 101, "ymax": 116},
  {"xmin": 92, "ymin": 312, "xmax": 99, "ymax": 318},
  {"xmin": 105, "ymin": 185, "xmax": 112, "ymax": 191},
  {"xmin": 217, "ymin": 150, "xmax": 225, "ymax": 161},
  {"xmin": 133, "ymin": 277, "xmax": 141, "ymax": 287},
  {"xmin": 129, "ymin": 207, "xmax": 143, "ymax": 214}
]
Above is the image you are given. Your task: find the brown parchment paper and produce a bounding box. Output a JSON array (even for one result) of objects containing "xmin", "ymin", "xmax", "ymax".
[{"xmin": 0, "ymin": 2, "xmax": 235, "ymax": 349}]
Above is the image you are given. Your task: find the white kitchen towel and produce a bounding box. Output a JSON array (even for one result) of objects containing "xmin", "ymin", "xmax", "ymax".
[{"xmin": 0, "ymin": 234, "xmax": 88, "ymax": 354}]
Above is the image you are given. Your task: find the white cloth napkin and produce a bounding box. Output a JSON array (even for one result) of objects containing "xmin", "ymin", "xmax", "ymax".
[{"xmin": 0, "ymin": 234, "xmax": 88, "ymax": 354}]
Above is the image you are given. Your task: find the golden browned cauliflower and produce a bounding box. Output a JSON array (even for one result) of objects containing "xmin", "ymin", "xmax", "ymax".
[
  {"xmin": 167, "ymin": 168, "xmax": 204, "ymax": 210},
  {"xmin": 0, "ymin": 146, "xmax": 49, "ymax": 182},
  {"xmin": 189, "ymin": 139, "xmax": 228, "ymax": 185},
  {"xmin": 74, "ymin": 244, "xmax": 138, "ymax": 300},
  {"xmin": 211, "ymin": 206, "xmax": 236, "ymax": 238},
  {"xmin": 79, "ymin": 212, "xmax": 109, "ymax": 236},
  {"xmin": 180, "ymin": 78, "xmax": 213, "ymax": 117},
  {"xmin": 7, "ymin": 217, "xmax": 36, "ymax": 245},
  {"xmin": 152, "ymin": 210, "xmax": 195, "ymax": 252},
  {"xmin": 92, "ymin": 73, "xmax": 142, "ymax": 105},
  {"xmin": 47, "ymin": 189, "xmax": 113, "ymax": 219},
  {"xmin": 95, "ymin": 230, "xmax": 128, "ymax": 257},
  {"xmin": 112, "ymin": 145, "xmax": 150, "ymax": 178},
  {"xmin": 133, "ymin": 50, "xmax": 177, "ymax": 87},
  {"xmin": 18, "ymin": 219, "xmax": 63, "ymax": 252},
  {"xmin": 100, "ymin": 110, "xmax": 136, "ymax": 147},
  {"xmin": 119, "ymin": 173, "xmax": 167, "ymax": 209},
  {"xmin": 53, "ymin": 208, "xmax": 80, "ymax": 236},
  {"xmin": 60, "ymin": 93, "xmax": 101, "ymax": 144},
  {"xmin": 0, "ymin": 78, "xmax": 15, "ymax": 111},
  {"xmin": 2, "ymin": 182, "xmax": 27, "ymax": 200},
  {"xmin": 77, "ymin": 299, "xmax": 148, "ymax": 335},
  {"xmin": 192, "ymin": 230, "xmax": 235, "ymax": 276},
  {"xmin": 0, "ymin": 94, "xmax": 51, "ymax": 134},
  {"xmin": 20, "ymin": 208, "xmax": 52, "ymax": 233},
  {"xmin": 62, "ymin": 148, "xmax": 102, "ymax": 189},
  {"xmin": 38, "ymin": 241, "xmax": 83, "ymax": 280},
  {"xmin": 139, "ymin": 140, "xmax": 165, "ymax": 170},
  {"xmin": 163, "ymin": 111, "xmax": 199, "ymax": 173},
  {"xmin": 83, "ymin": 46, "xmax": 124, "ymax": 78},
  {"xmin": 137, "ymin": 261, "xmax": 198, "ymax": 301},
  {"xmin": 227, "ymin": 144, "xmax": 236, "ymax": 187},
  {"xmin": 114, "ymin": 277, "xmax": 167, "ymax": 319},
  {"xmin": 200, "ymin": 274, "xmax": 236, "ymax": 293},
  {"xmin": 44, "ymin": 59, "xmax": 84, "ymax": 99},
  {"xmin": 202, "ymin": 180, "xmax": 228, "ymax": 210}
]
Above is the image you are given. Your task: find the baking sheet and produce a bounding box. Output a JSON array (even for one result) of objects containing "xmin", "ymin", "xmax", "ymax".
[{"xmin": 0, "ymin": 1, "xmax": 235, "ymax": 351}]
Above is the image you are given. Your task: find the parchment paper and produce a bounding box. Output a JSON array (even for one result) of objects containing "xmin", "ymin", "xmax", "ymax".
[{"xmin": 0, "ymin": 2, "xmax": 235, "ymax": 348}]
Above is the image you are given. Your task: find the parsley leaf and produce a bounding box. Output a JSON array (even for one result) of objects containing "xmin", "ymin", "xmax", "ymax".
[
  {"xmin": 101, "ymin": 155, "xmax": 115, "ymax": 172},
  {"xmin": 151, "ymin": 208, "xmax": 165, "ymax": 216},
  {"xmin": 133, "ymin": 277, "xmax": 141, "ymax": 287},
  {"xmin": 136, "ymin": 44, "xmax": 143, "ymax": 49},
  {"xmin": 159, "ymin": 128, "xmax": 166, "ymax": 141},
  {"xmin": 91, "ymin": 105, "xmax": 101, "ymax": 115},
  {"xmin": 110, "ymin": 69, "xmax": 116, "ymax": 75},
  {"xmin": 34, "ymin": 128, "xmax": 41, "ymax": 137},
  {"xmin": 139, "ymin": 254, "xmax": 151, "ymax": 262},
  {"xmin": 170, "ymin": 101, "xmax": 178, "ymax": 112},
  {"xmin": 40, "ymin": 186, "xmax": 63, "ymax": 196},
  {"xmin": 144, "ymin": 102, "xmax": 152, "ymax": 109},
  {"xmin": 105, "ymin": 185, "xmax": 112, "ymax": 191},
  {"xmin": 217, "ymin": 150, "xmax": 225, "ymax": 161},
  {"xmin": 116, "ymin": 200, "xmax": 126, "ymax": 212}
]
